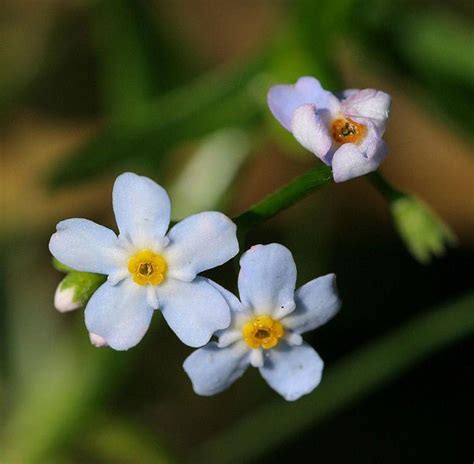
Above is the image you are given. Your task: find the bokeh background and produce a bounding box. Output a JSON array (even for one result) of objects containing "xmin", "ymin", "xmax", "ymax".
[{"xmin": 1, "ymin": 0, "xmax": 473, "ymax": 463}]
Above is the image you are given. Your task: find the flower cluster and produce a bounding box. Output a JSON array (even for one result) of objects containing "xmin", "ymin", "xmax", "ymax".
[
  {"xmin": 268, "ymin": 77, "xmax": 391, "ymax": 182},
  {"xmin": 49, "ymin": 77, "xmax": 393, "ymax": 400}
]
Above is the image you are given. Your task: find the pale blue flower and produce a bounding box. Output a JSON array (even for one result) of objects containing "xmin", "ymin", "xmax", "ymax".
[
  {"xmin": 49, "ymin": 172, "xmax": 239, "ymax": 350},
  {"xmin": 183, "ymin": 243, "xmax": 341, "ymax": 401},
  {"xmin": 268, "ymin": 77, "xmax": 391, "ymax": 182}
]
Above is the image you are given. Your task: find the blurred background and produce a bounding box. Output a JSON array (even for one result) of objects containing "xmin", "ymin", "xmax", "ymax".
[{"xmin": 1, "ymin": 0, "xmax": 473, "ymax": 463}]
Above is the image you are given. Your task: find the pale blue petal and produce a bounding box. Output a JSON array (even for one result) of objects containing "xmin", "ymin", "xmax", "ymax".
[
  {"xmin": 341, "ymin": 89, "xmax": 391, "ymax": 133},
  {"xmin": 49, "ymin": 218, "xmax": 123, "ymax": 274},
  {"xmin": 259, "ymin": 342, "xmax": 324, "ymax": 401},
  {"xmin": 183, "ymin": 341, "xmax": 250, "ymax": 396},
  {"xmin": 85, "ymin": 279, "xmax": 153, "ymax": 351},
  {"xmin": 282, "ymin": 274, "xmax": 341, "ymax": 334},
  {"xmin": 267, "ymin": 76, "xmax": 336, "ymax": 131},
  {"xmin": 331, "ymin": 138, "xmax": 387, "ymax": 183},
  {"xmin": 113, "ymin": 172, "xmax": 171, "ymax": 246},
  {"xmin": 238, "ymin": 244, "xmax": 296, "ymax": 315},
  {"xmin": 164, "ymin": 212, "xmax": 238, "ymax": 281},
  {"xmin": 157, "ymin": 277, "xmax": 231, "ymax": 347},
  {"xmin": 204, "ymin": 278, "xmax": 244, "ymax": 313},
  {"xmin": 291, "ymin": 104, "xmax": 333, "ymax": 163}
]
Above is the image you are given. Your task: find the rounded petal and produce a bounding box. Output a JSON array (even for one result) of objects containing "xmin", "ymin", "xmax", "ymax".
[
  {"xmin": 183, "ymin": 341, "xmax": 250, "ymax": 396},
  {"xmin": 291, "ymin": 104, "xmax": 333, "ymax": 163},
  {"xmin": 283, "ymin": 274, "xmax": 341, "ymax": 334},
  {"xmin": 238, "ymin": 244, "xmax": 296, "ymax": 315},
  {"xmin": 85, "ymin": 280, "xmax": 153, "ymax": 351},
  {"xmin": 157, "ymin": 277, "xmax": 231, "ymax": 347},
  {"xmin": 259, "ymin": 342, "xmax": 324, "ymax": 401},
  {"xmin": 113, "ymin": 172, "xmax": 171, "ymax": 247},
  {"xmin": 204, "ymin": 278, "xmax": 244, "ymax": 313},
  {"xmin": 331, "ymin": 139, "xmax": 387, "ymax": 183},
  {"xmin": 49, "ymin": 219, "xmax": 123, "ymax": 274},
  {"xmin": 267, "ymin": 77, "xmax": 336, "ymax": 131},
  {"xmin": 164, "ymin": 212, "xmax": 238, "ymax": 281},
  {"xmin": 341, "ymin": 89, "xmax": 391, "ymax": 133}
]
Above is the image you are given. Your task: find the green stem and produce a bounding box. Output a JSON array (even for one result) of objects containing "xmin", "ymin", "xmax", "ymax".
[
  {"xmin": 234, "ymin": 164, "xmax": 333, "ymax": 234},
  {"xmin": 193, "ymin": 292, "xmax": 474, "ymax": 464},
  {"xmin": 368, "ymin": 171, "xmax": 404, "ymax": 202}
]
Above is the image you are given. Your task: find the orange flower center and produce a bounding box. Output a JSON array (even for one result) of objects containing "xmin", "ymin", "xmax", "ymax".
[{"xmin": 331, "ymin": 117, "xmax": 366, "ymax": 144}]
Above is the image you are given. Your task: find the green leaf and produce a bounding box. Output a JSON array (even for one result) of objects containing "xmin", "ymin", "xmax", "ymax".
[
  {"xmin": 193, "ymin": 292, "xmax": 474, "ymax": 464},
  {"xmin": 169, "ymin": 128, "xmax": 252, "ymax": 219}
]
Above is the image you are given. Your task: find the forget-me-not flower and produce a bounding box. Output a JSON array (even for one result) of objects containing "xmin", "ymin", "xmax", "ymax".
[
  {"xmin": 49, "ymin": 172, "xmax": 239, "ymax": 350},
  {"xmin": 183, "ymin": 243, "xmax": 341, "ymax": 401},
  {"xmin": 268, "ymin": 77, "xmax": 391, "ymax": 182}
]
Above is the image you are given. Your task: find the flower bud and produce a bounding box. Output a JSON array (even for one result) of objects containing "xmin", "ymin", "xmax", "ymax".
[
  {"xmin": 89, "ymin": 333, "xmax": 108, "ymax": 348},
  {"xmin": 390, "ymin": 195, "xmax": 457, "ymax": 264},
  {"xmin": 53, "ymin": 271, "xmax": 106, "ymax": 313}
]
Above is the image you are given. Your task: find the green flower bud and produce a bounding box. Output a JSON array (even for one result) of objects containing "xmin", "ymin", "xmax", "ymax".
[
  {"xmin": 54, "ymin": 270, "xmax": 106, "ymax": 312},
  {"xmin": 390, "ymin": 195, "xmax": 457, "ymax": 264}
]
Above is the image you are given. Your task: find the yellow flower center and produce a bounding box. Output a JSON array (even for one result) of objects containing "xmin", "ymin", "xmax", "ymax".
[
  {"xmin": 331, "ymin": 117, "xmax": 366, "ymax": 144},
  {"xmin": 128, "ymin": 249, "xmax": 167, "ymax": 286},
  {"xmin": 242, "ymin": 315, "xmax": 285, "ymax": 349}
]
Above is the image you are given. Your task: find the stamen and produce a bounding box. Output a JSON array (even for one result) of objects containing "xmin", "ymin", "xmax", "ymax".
[
  {"xmin": 242, "ymin": 315, "xmax": 285, "ymax": 349},
  {"xmin": 331, "ymin": 117, "xmax": 366, "ymax": 144},
  {"xmin": 128, "ymin": 249, "xmax": 167, "ymax": 286}
]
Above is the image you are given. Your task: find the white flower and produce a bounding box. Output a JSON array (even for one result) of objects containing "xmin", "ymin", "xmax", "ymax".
[
  {"xmin": 49, "ymin": 172, "xmax": 239, "ymax": 350},
  {"xmin": 268, "ymin": 77, "xmax": 391, "ymax": 182},
  {"xmin": 183, "ymin": 243, "xmax": 341, "ymax": 401}
]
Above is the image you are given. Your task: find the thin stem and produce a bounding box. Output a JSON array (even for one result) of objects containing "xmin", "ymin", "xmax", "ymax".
[
  {"xmin": 234, "ymin": 164, "xmax": 333, "ymax": 234},
  {"xmin": 368, "ymin": 171, "xmax": 404, "ymax": 202}
]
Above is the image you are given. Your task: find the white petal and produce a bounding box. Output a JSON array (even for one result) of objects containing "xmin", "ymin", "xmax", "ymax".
[
  {"xmin": 238, "ymin": 244, "xmax": 296, "ymax": 316},
  {"xmin": 85, "ymin": 280, "xmax": 153, "ymax": 351},
  {"xmin": 250, "ymin": 348, "xmax": 264, "ymax": 368},
  {"xmin": 291, "ymin": 104, "xmax": 333, "ymax": 163},
  {"xmin": 113, "ymin": 172, "xmax": 171, "ymax": 247},
  {"xmin": 164, "ymin": 212, "xmax": 238, "ymax": 281},
  {"xmin": 107, "ymin": 269, "xmax": 128, "ymax": 286},
  {"xmin": 283, "ymin": 274, "xmax": 341, "ymax": 334},
  {"xmin": 157, "ymin": 277, "xmax": 231, "ymax": 347},
  {"xmin": 49, "ymin": 219, "xmax": 123, "ymax": 274},
  {"xmin": 259, "ymin": 342, "xmax": 324, "ymax": 401},
  {"xmin": 341, "ymin": 89, "xmax": 391, "ymax": 133},
  {"xmin": 285, "ymin": 332, "xmax": 303, "ymax": 346},
  {"xmin": 183, "ymin": 341, "xmax": 250, "ymax": 396},
  {"xmin": 217, "ymin": 330, "xmax": 242, "ymax": 348},
  {"xmin": 331, "ymin": 136, "xmax": 387, "ymax": 183},
  {"xmin": 205, "ymin": 278, "xmax": 244, "ymax": 313},
  {"xmin": 267, "ymin": 76, "xmax": 336, "ymax": 131},
  {"xmin": 147, "ymin": 285, "xmax": 159, "ymax": 309}
]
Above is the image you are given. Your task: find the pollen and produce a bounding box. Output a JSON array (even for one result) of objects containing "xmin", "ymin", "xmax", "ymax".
[
  {"xmin": 331, "ymin": 117, "xmax": 366, "ymax": 144},
  {"xmin": 128, "ymin": 249, "xmax": 167, "ymax": 286},
  {"xmin": 242, "ymin": 315, "xmax": 285, "ymax": 349}
]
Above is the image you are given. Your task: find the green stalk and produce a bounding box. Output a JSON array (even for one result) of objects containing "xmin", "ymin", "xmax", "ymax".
[
  {"xmin": 234, "ymin": 164, "xmax": 333, "ymax": 234},
  {"xmin": 193, "ymin": 292, "xmax": 474, "ymax": 464}
]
